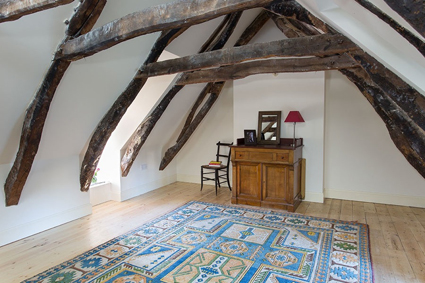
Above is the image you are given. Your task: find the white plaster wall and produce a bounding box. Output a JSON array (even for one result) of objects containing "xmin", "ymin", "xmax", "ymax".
[
  {"xmin": 234, "ymin": 73, "xmax": 326, "ymax": 203},
  {"xmin": 0, "ymin": 156, "xmax": 91, "ymax": 246},
  {"xmin": 324, "ymin": 71, "xmax": 425, "ymax": 207}
]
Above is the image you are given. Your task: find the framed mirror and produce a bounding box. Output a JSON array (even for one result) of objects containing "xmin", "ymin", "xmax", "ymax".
[{"xmin": 257, "ymin": 111, "xmax": 281, "ymax": 145}]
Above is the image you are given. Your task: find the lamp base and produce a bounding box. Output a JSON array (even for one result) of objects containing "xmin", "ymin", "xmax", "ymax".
[{"xmin": 280, "ymin": 138, "xmax": 303, "ymax": 147}]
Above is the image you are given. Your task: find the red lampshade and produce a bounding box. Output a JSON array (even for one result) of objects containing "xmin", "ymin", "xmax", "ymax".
[{"xmin": 284, "ymin": 111, "xmax": 305, "ymax": 123}]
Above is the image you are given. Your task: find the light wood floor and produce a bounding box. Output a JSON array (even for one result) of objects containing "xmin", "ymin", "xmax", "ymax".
[{"xmin": 1, "ymin": 182, "xmax": 424, "ymax": 282}]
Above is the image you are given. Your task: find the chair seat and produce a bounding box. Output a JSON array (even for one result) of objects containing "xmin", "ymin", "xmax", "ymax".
[{"xmin": 201, "ymin": 164, "xmax": 227, "ymax": 169}]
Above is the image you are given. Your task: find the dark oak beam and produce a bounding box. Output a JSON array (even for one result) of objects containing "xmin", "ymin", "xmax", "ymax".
[
  {"xmin": 354, "ymin": 0, "xmax": 424, "ymax": 56},
  {"xmin": 234, "ymin": 10, "xmax": 270, "ymax": 47},
  {"xmin": 137, "ymin": 34, "xmax": 359, "ymax": 78},
  {"xmin": 266, "ymin": 0, "xmax": 336, "ymax": 34},
  {"xmin": 201, "ymin": 11, "xmax": 243, "ymax": 53},
  {"xmin": 66, "ymin": 0, "xmax": 107, "ymax": 36},
  {"xmin": 0, "ymin": 0, "xmax": 73, "ymax": 23},
  {"xmin": 55, "ymin": 0, "xmax": 273, "ymax": 61},
  {"xmin": 284, "ymin": 16, "xmax": 321, "ymax": 36},
  {"xmin": 200, "ymin": 13, "xmax": 234, "ymax": 53},
  {"xmin": 176, "ymin": 54, "xmax": 360, "ymax": 85},
  {"xmin": 351, "ymin": 51, "xmax": 425, "ymax": 131},
  {"xmin": 383, "ymin": 0, "xmax": 424, "ymax": 37},
  {"xmin": 267, "ymin": 14, "xmax": 305, "ymax": 38},
  {"xmin": 4, "ymin": 0, "xmax": 106, "ymax": 205}
]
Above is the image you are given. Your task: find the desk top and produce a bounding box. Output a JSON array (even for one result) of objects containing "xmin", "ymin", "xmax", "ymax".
[{"xmin": 233, "ymin": 138, "xmax": 303, "ymax": 149}]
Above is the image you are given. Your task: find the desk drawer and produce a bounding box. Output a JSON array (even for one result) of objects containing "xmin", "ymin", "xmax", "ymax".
[
  {"xmin": 235, "ymin": 151, "xmax": 248, "ymax": 159},
  {"xmin": 249, "ymin": 151, "xmax": 274, "ymax": 162},
  {"xmin": 276, "ymin": 152, "xmax": 289, "ymax": 162},
  {"xmin": 233, "ymin": 149, "xmax": 292, "ymax": 163}
]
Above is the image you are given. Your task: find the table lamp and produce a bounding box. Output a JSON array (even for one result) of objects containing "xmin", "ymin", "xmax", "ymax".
[{"xmin": 284, "ymin": 111, "xmax": 304, "ymax": 147}]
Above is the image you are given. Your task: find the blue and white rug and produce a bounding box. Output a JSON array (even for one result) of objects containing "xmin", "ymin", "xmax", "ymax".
[{"xmin": 23, "ymin": 201, "xmax": 373, "ymax": 282}]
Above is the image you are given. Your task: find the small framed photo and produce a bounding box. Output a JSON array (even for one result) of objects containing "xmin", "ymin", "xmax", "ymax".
[{"xmin": 244, "ymin": 129, "xmax": 257, "ymax": 145}]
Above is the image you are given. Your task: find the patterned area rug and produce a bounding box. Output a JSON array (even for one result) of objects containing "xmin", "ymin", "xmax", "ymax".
[{"xmin": 23, "ymin": 201, "xmax": 373, "ymax": 283}]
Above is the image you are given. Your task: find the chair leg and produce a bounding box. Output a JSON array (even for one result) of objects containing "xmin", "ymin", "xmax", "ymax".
[
  {"xmin": 226, "ymin": 170, "xmax": 231, "ymax": 191},
  {"xmin": 200, "ymin": 167, "xmax": 203, "ymax": 191},
  {"xmin": 215, "ymin": 170, "xmax": 218, "ymax": 195}
]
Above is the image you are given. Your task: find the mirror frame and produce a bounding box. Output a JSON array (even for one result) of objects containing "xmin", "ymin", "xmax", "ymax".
[{"xmin": 257, "ymin": 111, "xmax": 281, "ymax": 145}]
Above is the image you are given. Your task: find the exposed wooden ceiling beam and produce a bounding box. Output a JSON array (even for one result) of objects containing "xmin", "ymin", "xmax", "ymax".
[
  {"xmin": 176, "ymin": 54, "xmax": 360, "ymax": 85},
  {"xmin": 201, "ymin": 12, "xmax": 243, "ymax": 53},
  {"xmin": 265, "ymin": 0, "xmax": 336, "ymax": 34},
  {"xmin": 354, "ymin": 0, "xmax": 424, "ymax": 56},
  {"xmin": 66, "ymin": 0, "xmax": 105, "ymax": 36},
  {"xmin": 4, "ymin": 0, "xmax": 107, "ymax": 206},
  {"xmin": 268, "ymin": 14, "xmax": 305, "ymax": 38},
  {"xmin": 285, "ymin": 16, "xmax": 321, "ymax": 36},
  {"xmin": 176, "ymin": 83, "xmax": 214, "ymax": 142},
  {"xmin": 55, "ymin": 0, "xmax": 273, "ymax": 61},
  {"xmin": 0, "ymin": 0, "xmax": 73, "ymax": 23},
  {"xmin": 383, "ymin": 0, "xmax": 424, "ymax": 37},
  {"xmin": 234, "ymin": 9, "xmax": 270, "ymax": 47},
  {"xmin": 137, "ymin": 34, "xmax": 359, "ymax": 79}
]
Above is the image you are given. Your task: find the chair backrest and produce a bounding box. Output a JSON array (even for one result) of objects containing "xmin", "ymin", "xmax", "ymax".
[{"xmin": 215, "ymin": 141, "xmax": 233, "ymax": 167}]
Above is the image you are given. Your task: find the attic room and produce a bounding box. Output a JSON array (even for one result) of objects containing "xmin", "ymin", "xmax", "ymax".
[{"xmin": 0, "ymin": 0, "xmax": 424, "ymax": 282}]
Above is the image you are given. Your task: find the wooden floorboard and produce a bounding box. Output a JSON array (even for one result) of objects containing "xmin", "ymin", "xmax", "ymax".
[{"xmin": 0, "ymin": 181, "xmax": 424, "ymax": 282}]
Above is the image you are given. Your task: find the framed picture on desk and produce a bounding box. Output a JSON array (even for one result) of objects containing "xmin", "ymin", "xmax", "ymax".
[{"xmin": 244, "ymin": 129, "xmax": 257, "ymax": 145}]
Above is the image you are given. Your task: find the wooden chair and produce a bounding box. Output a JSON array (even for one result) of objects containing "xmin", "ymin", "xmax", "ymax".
[{"xmin": 201, "ymin": 141, "xmax": 233, "ymax": 195}]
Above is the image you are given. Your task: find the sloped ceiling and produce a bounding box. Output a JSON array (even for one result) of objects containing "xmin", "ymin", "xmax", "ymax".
[{"xmin": 297, "ymin": 0, "xmax": 425, "ymax": 95}]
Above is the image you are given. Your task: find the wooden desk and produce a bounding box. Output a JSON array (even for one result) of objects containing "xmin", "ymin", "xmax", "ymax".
[{"xmin": 231, "ymin": 138, "xmax": 303, "ymax": 212}]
